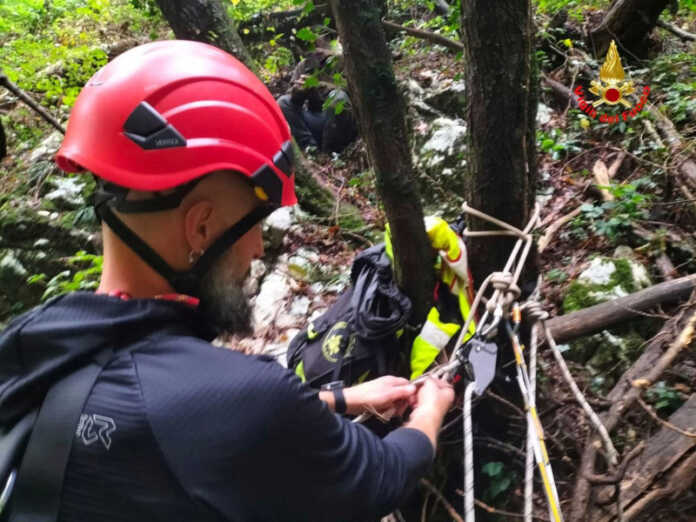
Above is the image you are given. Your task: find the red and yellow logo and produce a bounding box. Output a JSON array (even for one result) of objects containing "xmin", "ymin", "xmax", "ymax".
[{"xmin": 573, "ymin": 40, "xmax": 650, "ymax": 125}]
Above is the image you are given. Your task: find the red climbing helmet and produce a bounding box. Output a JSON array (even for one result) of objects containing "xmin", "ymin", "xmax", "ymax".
[{"xmin": 55, "ymin": 40, "xmax": 296, "ymax": 207}]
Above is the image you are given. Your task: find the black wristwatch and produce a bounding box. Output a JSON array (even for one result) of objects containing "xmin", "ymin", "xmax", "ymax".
[{"xmin": 321, "ymin": 380, "xmax": 347, "ymax": 414}]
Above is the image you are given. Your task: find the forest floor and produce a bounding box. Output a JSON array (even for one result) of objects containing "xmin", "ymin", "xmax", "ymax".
[{"xmin": 2, "ymin": 0, "xmax": 696, "ymax": 520}]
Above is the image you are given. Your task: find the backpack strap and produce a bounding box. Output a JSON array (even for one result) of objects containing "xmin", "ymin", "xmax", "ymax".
[{"xmin": 8, "ymin": 348, "xmax": 113, "ymax": 522}]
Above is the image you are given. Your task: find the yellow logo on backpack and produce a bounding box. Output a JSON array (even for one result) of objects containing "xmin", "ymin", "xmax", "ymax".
[{"xmin": 321, "ymin": 321, "xmax": 356, "ymax": 363}]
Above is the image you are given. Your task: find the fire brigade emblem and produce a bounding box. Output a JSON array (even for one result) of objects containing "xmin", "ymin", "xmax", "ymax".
[
  {"xmin": 589, "ymin": 40, "xmax": 634, "ymax": 108},
  {"xmin": 321, "ymin": 321, "xmax": 356, "ymax": 363}
]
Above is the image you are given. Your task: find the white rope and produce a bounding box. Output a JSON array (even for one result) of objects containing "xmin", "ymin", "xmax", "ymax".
[{"xmin": 463, "ymin": 381, "xmax": 476, "ymax": 522}]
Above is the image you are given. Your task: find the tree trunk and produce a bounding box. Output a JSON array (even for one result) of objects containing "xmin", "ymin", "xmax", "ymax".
[
  {"xmin": 155, "ymin": 0, "xmax": 256, "ymax": 71},
  {"xmin": 460, "ymin": 0, "xmax": 537, "ymax": 284},
  {"xmin": 328, "ymin": 0, "xmax": 435, "ymax": 323},
  {"xmin": 589, "ymin": 0, "xmax": 670, "ymax": 57}
]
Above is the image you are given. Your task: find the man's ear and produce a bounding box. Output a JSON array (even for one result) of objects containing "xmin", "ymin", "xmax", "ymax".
[{"xmin": 184, "ymin": 200, "xmax": 215, "ymax": 252}]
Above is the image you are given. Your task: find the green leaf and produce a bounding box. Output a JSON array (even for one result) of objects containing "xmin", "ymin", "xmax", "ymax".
[
  {"xmin": 333, "ymin": 99, "xmax": 345, "ymax": 115},
  {"xmin": 482, "ymin": 461, "xmax": 503, "ymax": 477},
  {"xmin": 27, "ymin": 273, "xmax": 47, "ymax": 285},
  {"xmin": 541, "ymin": 138, "xmax": 554, "ymax": 151},
  {"xmin": 296, "ymin": 26, "xmax": 317, "ymax": 42},
  {"xmin": 489, "ymin": 476, "xmax": 511, "ymax": 498},
  {"xmin": 304, "ymin": 75, "xmax": 319, "ymax": 88}
]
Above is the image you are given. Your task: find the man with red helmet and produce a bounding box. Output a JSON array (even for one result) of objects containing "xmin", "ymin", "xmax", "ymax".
[{"xmin": 0, "ymin": 41, "xmax": 453, "ymax": 521}]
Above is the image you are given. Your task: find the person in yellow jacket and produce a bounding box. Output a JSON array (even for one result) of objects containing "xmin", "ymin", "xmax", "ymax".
[{"xmin": 386, "ymin": 217, "xmax": 476, "ymax": 379}]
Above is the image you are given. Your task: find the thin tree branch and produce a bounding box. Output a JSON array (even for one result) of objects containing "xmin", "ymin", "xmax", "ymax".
[
  {"xmin": 420, "ymin": 479, "xmax": 464, "ymax": 522},
  {"xmin": 454, "ymin": 490, "xmax": 550, "ymax": 521},
  {"xmin": 656, "ymin": 19, "xmax": 696, "ymax": 41},
  {"xmin": 485, "ymin": 389, "xmax": 525, "ymax": 418},
  {"xmin": 0, "ymin": 72, "xmax": 65, "ymax": 134},
  {"xmin": 636, "ymin": 395, "xmax": 696, "ymax": 438},
  {"xmin": 381, "ymin": 20, "xmax": 465, "ymax": 52}
]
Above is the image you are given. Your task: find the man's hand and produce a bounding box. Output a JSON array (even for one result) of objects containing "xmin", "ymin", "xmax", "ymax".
[
  {"xmin": 405, "ymin": 376, "xmax": 455, "ymax": 451},
  {"xmin": 342, "ymin": 376, "xmax": 418, "ymax": 417}
]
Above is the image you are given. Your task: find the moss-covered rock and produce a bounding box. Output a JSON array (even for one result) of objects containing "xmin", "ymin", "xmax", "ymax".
[
  {"xmin": 562, "ymin": 252, "xmax": 658, "ymax": 389},
  {"xmin": 563, "ymin": 256, "xmax": 650, "ymax": 313}
]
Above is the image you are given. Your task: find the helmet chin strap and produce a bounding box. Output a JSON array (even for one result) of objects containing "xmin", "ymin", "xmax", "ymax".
[{"xmin": 96, "ymin": 203, "xmax": 274, "ymax": 297}]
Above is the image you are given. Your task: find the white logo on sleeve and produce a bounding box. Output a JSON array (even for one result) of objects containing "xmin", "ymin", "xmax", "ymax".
[{"xmin": 76, "ymin": 413, "xmax": 117, "ymax": 450}]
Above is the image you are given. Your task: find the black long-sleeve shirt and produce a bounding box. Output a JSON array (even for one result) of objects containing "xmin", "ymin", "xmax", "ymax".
[{"xmin": 0, "ymin": 293, "xmax": 433, "ymax": 521}]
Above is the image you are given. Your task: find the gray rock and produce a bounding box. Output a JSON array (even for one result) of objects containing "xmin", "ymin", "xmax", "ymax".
[
  {"xmin": 418, "ymin": 117, "xmax": 467, "ymax": 167},
  {"xmin": 242, "ymin": 259, "xmax": 267, "ymax": 297},
  {"xmin": 252, "ymin": 270, "xmax": 291, "ymax": 328},
  {"xmin": 0, "ymin": 251, "xmax": 28, "ymax": 280},
  {"xmin": 275, "ymin": 295, "xmax": 311, "ymax": 330},
  {"xmin": 423, "ymin": 81, "xmax": 466, "ymax": 119},
  {"xmin": 578, "ymin": 257, "xmax": 617, "ymax": 286},
  {"xmin": 412, "ymin": 117, "xmax": 468, "ymax": 217},
  {"xmin": 289, "ymin": 296, "xmax": 310, "ymax": 317},
  {"xmin": 536, "ymin": 103, "xmax": 554, "ymax": 126},
  {"xmin": 264, "ymin": 207, "xmax": 294, "ymax": 250},
  {"xmin": 44, "ymin": 176, "xmax": 86, "ymax": 210},
  {"xmin": 28, "ymin": 131, "xmax": 63, "ymax": 163},
  {"xmin": 287, "ymin": 248, "xmax": 321, "ymax": 282},
  {"xmin": 406, "ymin": 78, "xmax": 425, "ymax": 98}
]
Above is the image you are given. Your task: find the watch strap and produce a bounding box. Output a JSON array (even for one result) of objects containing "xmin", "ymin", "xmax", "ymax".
[{"xmin": 333, "ymin": 387, "xmax": 347, "ymax": 415}]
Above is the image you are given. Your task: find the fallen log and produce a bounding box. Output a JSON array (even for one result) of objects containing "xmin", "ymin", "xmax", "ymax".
[
  {"xmin": 570, "ymin": 296, "xmax": 696, "ymax": 521},
  {"xmin": 595, "ymin": 394, "xmax": 696, "ymax": 521},
  {"xmin": 542, "ymin": 74, "xmax": 579, "ymax": 109},
  {"xmin": 546, "ymin": 273, "xmax": 696, "ymax": 343}
]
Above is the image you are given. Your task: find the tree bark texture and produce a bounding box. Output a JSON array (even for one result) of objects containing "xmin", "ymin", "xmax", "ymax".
[
  {"xmin": 460, "ymin": 0, "xmax": 537, "ymax": 284},
  {"xmin": 593, "ymin": 394, "xmax": 696, "ymax": 521},
  {"xmin": 589, "ymin": 0, "xmax": 670, "ymax": 57},
  {"xmin": 328, "ymin": 0, "xmax": 435, "ymax": 323},
  {"xmin": 155, "ymin": 0, "xmax": 256, "ymax": 70}
]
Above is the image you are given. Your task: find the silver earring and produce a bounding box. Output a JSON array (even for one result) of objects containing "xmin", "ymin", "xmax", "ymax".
[{"xmin": 188, "ymin": 249, "xmax": 204, "ymax": 265}]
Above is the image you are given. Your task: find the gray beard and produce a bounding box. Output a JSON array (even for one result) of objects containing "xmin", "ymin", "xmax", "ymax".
[{"xmin": 197, "ymin": 257, "xmax": 252, "ymax": 337}]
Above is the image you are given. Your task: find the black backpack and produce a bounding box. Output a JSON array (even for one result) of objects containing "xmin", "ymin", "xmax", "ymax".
[{"xmin": 287, "ymin": 243, "xmax": 413, "ymax": 388}]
